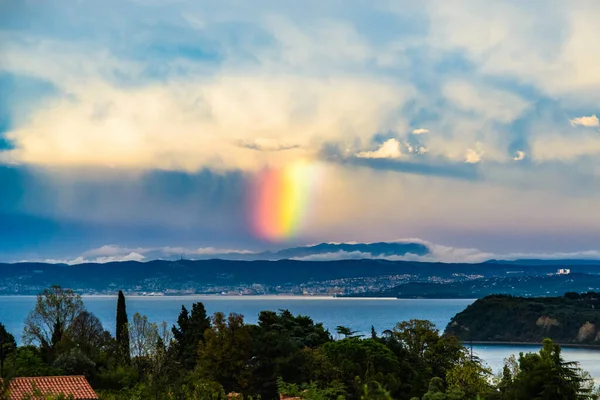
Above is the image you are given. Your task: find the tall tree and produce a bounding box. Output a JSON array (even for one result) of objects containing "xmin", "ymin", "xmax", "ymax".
[
  {"xmin": 0, "ymin": 322, "xmax": 17, "ymax": 377},
  {"xmin": 197, "ymin": 312, "xmax": 254, "ymax": 394},
  {"xmin": 23, "ymin": 285, "xmax": 84, "ymax": 350},
  {"xmin": 116, "ymin": 290, "xmax": 131, "ymax": 364},
  {"xmin": 172, "ymin": 302, "xmax": 211, "ymax": 370},
  {"xmin": 66, "ymin": 310, "xmax": 111, "ymax": 358},
  {"xmin": 504, "ymin": 338, "xmax": 595, "ymax": 400}
]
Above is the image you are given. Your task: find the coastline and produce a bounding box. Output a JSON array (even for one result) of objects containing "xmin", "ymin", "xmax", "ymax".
[
  {"xmin": 0, "ymin": 294, "xmax": 406, "ymax": 300},
  {"xmin": 467, "ymin": 341, "xmax": 600, "ymax": 351}
]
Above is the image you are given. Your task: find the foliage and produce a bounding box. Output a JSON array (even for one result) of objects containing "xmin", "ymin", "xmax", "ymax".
[
  {"xmin": 52, "ymin": 347, "xmax": 96, "ymax": 378},
  {"xmin": 22, "ymin": 286, "xmax": 85, "ymax": 351},
  {"xmin": 197, "ymin": 312, "xmax": 254, "ymax": 394},
  {"xmin": 3, "ymin": 347, "xmax": 60, "ymax": 378},
  {"xmin": 502, "ymin": 338, "xmax": 595, "ymax": 400},
  {"xmin": 116, "ymin": 290, "xmax": 130, "ymax": 365},
  {"xmin": 249, "ymin": 310, "xmax": 332, "ymax": 398},
  {"xmin": 4, "ymin": 286, "xmax": 599, "ymax": 400},
  {"xmin": 171, "ymin": 302, "xmax": 211, "ymax": 370},
  {"xmin": 446, "ymin": 293, "xmax": 600, "ymax": 344},
  {"xmin": 65, "ymin": 310, "xmax": 111, "ymax": 358}
]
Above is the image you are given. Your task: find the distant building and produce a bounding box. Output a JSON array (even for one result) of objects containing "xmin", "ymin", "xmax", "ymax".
[
  {"xmin": 557, "ymin": 268, "xmax": 571, "ymax": 275},
  {"xmin": 2, "ymin": 376, "xmax": 98, "ymax": 400}
]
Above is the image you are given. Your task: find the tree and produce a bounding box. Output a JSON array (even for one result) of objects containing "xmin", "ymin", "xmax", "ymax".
[
  {"xmin": 116, "ymin": 290, "xmax": 131, "ymax": 364},
  {"xmin": 322, "ymin": 338, "xmax": 402, "ymax": 398},
  {"xmin": 504, "ymin": 339, "xmax": 595, "ymax": 400},
  {"xmin": 336, "ymin": 326, "xmax": 359, "ymax": 339},
  {"xmin": 23, "ymin": 286, "xmax": 84, "ymax": 350},
  {"xmin": 3, "ymin": 346, "xmax": 59, "ymax": 377},
  {"xmin": 197, "ymin": 312, "xmax": 254, "ymax": 394},
  {"xmin": 393, "ymin": 320, "xmax": 440, "ymax": 359},
  {"xmin": 52, "ymin": 347, "xmax": 96, "ymax": 378},
  {"xmin": 446, "ymin": 358, "xmax": 493, "ymax": 399},
  {"xmin": 248, "ymin": 310, "xmax": 332, "ymax": 399},
  {"xmin": 0, "ymin": 322, "xmax": 16, "ymax": 377},
  {"xmin": 172, "ymin": 302, "xmax": 211, "ymax": 370},
  {"xmin": 66, "ymin": 311, "xmax": 111, "ymax": 357},
  {"xmin": 129, "ymin": 313, "xmax": 159, "ymax": 361}
]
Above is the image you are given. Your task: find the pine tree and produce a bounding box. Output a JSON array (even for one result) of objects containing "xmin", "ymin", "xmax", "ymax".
[
  {"xmin": 116, "ymin": 290, "xmax": 130, "ymax": 364},
  {"xmin": 172, "ymin": 302, "xmax": 211, "ymax": 370}
]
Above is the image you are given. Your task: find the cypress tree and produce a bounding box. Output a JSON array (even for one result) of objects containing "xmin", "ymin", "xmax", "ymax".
[{"xmin": 116, "ymin": 290, "xmax": 130, "ymax": 364}]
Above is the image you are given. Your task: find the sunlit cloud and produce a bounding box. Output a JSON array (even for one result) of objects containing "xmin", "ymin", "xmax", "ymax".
[
  {"xmin": 513, "ymin": 151, "xmax": 526, "ymax": 161},
  {"xmin": 570, "ymin": 115, "xmax": 599, "ymax": 127},
  {"xmin": 356, "ymin": 139, "xmax": 402, "ymax": 159}
]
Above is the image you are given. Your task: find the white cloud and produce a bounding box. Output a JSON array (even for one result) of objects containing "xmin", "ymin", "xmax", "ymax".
[
  {"xmin": 356, "ymin": 139, "xmax": 402, "ymax": 159},
  {"xmin": 19, "ymin": 252, "xmax": 146, "ymax": 265},
  {"xmin": 570, "ymin": 115, "xmax": 599, "ymax": 127},
  {"xmin": 161, "ymin": 246, "xmax": 253, "ymax": 255},
  {"xmin": 513, "ymin": 151, "xmax": 526, "ymax": 161},
  {"xmin": 412, "ymin": 128, "xmax": 429, "ymax": 135},
  {"xmin": 465, "ymin": 147, "xmax": 483, "ymax": 163},
  {"xmin": 1, "ymin": 73, "xmax": 410, "ymax": 171}
]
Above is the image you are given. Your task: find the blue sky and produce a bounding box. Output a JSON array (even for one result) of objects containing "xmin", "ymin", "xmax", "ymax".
[{"xmin": 1, "ymin": 0, "xmax": 600, "ymax": 263}]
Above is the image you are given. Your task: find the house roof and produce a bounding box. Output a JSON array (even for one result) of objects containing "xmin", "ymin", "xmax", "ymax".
[{"xmin": 5, "ymin": 376, "xmax": 98, "ymax": 400}]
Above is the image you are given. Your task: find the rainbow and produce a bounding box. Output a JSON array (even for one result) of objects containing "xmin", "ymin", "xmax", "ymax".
[{"xmin": 248, "ymin": 161, "xmax": 320, "ymax": 242}]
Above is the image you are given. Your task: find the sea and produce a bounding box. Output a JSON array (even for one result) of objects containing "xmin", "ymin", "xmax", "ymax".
[{"xmin": 1, "ymin": 296, "xmax": 599, "ymax": 381}]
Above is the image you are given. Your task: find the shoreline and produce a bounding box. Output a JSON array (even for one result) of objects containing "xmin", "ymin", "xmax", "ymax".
[
  {"xmin": 0, "ymin": 294, "xmax": 478, "ymax": 300},
  {"xmin": 467, "ymin": 341, "xmax": 600, "ymax": 351}
]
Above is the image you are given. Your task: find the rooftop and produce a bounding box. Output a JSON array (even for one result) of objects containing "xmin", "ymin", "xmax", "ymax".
[{"xmin": 3, "ymin": 376, "xmax": 98, "ymax": 400}]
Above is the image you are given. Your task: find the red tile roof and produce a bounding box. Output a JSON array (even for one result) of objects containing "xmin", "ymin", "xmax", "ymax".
[{"xmin": 4, "ymin": 376, "xmax": 98, "ymax": 400}]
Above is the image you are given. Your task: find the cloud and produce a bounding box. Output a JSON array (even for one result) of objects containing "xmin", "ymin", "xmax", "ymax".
[
  {"xmin": 235, "ymin": 138, "xmax": 301, "ymax": 152},
  {"xmin": 19, "ymin": 252, "xmax": 146, "ymax": 265},
  {"xmin": 570, "ymin": 115, "xmax": 599, "ymax": 127},
  {"xmin": 513, "ymin": 151, "xmax": 526, "ymax": 161},
  {"xmin": 465, "ymin": 148, "xmax": 483, "ymax": 164},
  {"xmin": 356, "ymin": 139, "xmax": 402, "ymax": 159},
  {"xmin": 2, "ymin": 0, "xmax": 600, "ymax": 255},
  {"xmin": 0, "ymin": 74, "xmax": 409, "ymax": 172},
  {"xmin": 15, "ymin": 238, "xmax": 600, "ymax": 265}
]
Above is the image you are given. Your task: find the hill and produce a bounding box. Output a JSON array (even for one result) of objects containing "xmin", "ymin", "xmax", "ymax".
[
  {"xmin": 444, "ymin": 292, "xmax": 600, "ymax": 345},
  {"xmin": 1, "ymin": 258, "xmax": 600, "ymax": 295},
  {"xmin": 354, "ymin": 273, "xmax": 600, "ymax": 298}
]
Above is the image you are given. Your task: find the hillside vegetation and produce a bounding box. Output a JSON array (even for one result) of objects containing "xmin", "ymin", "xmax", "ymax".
[{"xmin": 445, "ymin": 292, "xmax": 600, "ymax": 345}]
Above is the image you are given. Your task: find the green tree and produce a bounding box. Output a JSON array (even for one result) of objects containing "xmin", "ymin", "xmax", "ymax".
[
  {"xmin": 504, "ymin": 338, "xmax": 595, "ymax": 400},
  {"xmin": 249, "ymin": 310, "xmax": 332, "ymax": 398},
  {"xmin": 52, "ymin": 347, "xmax": 96, "ymax": 378},
  {"xmin": 446, "ymin": 358, "xmax": 493, "ymax": 399},
  {"xmin": 197, "ymin": 312, "xmax": 254, "ymax": 394},
  {"xmin": 322, "ymin": 338, "xmax": 402, "ymax": 398},
  {"xmin": 391, "ymin": 320, "xmax": 464, "ymax": 397},
  {"xmin": 171, "ymin": 302, "xmax": 211, "ymax": 370},
  {"xmin": 3, "ymin": 346, "xmax": 60, "ymax": 378},
  {"xmin": 0, "ymin": 322, "xmax": 16, "ymax": 377},
  {"xmin": 23, "ymin": 286, "xmax": 84, "ymax": 351},
  {"xmin": 116, "ymin": 290, "xmax": 130, "ymax": 365},
  {"xmin": 64, "ymin": 310, "xmax": 111, "ymax": 359}
]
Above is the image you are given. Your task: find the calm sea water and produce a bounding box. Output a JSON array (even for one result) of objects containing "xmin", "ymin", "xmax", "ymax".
[{"xmin": 1, "ymin": 296, "xmax": 599, "ymax": 380}]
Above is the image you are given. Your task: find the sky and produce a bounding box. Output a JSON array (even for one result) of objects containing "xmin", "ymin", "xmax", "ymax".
[{"xmin": 1, "ymin": 0, "xmax": 600, "ymax": 263}]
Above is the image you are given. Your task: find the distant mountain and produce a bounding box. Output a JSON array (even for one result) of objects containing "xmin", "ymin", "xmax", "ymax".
[
  {"xmin": 2, "ymin": 258, "xmax": 600, "ymax": 296},
  {"xmin": 249, "ymin": 241, "xmax": 430, "ymax": 260}
]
